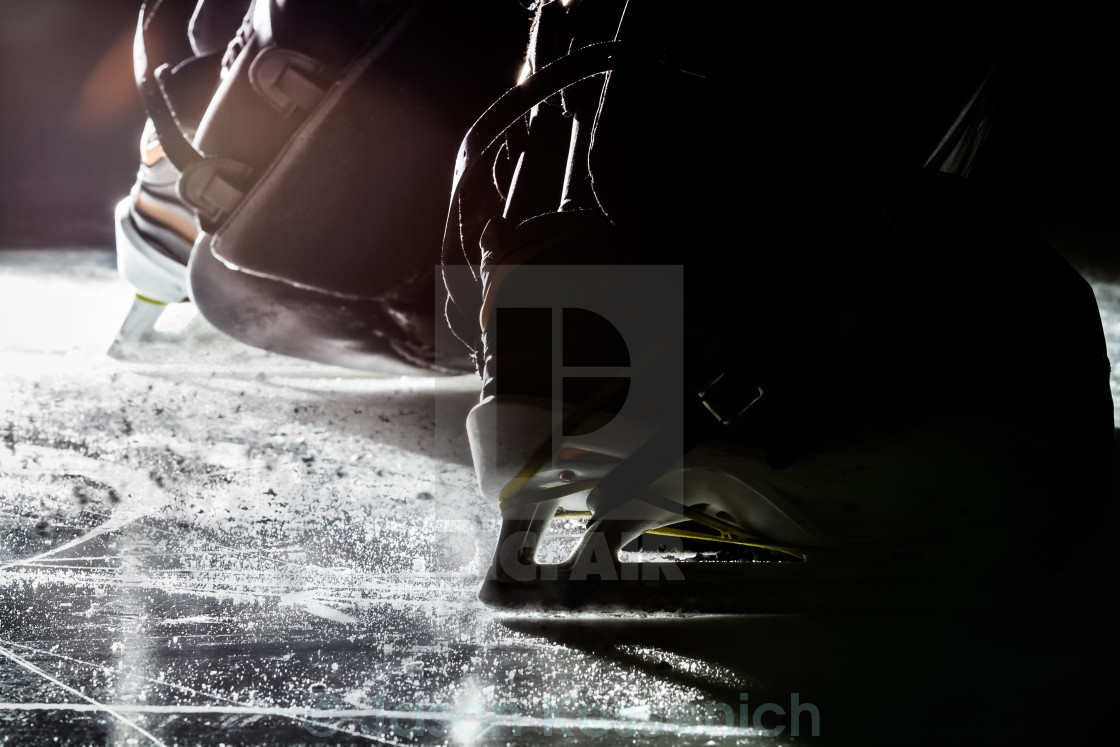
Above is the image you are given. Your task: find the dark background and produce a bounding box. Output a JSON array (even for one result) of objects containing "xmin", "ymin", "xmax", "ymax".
[
  {"xmin": 1, "ymin": 0, "xmax": 146, "ymax": 249},
  {"xmin": 0, "ymin": 1, "xmax": 1116, "ymax": 279}
]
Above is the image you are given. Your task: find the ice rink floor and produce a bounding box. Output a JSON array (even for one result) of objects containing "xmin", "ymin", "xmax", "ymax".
[{"xmin": 1, "ymin": 249, "xmax": 1116, "ymax": 746}]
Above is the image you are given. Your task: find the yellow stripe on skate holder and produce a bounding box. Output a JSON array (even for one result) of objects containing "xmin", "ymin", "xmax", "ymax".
[
  {"xmin": 643, "ymin": 526, "xmax": 806, "ymax": 560},
  {"xmin": 551, "ymin": 507, "xmax": 807, "ymax": 561},
  {"xmin": 133, "ymin": 293, "xmax": 169, "ymax": 306}
]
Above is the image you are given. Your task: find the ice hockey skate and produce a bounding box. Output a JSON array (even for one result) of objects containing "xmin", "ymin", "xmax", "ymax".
[
  {"xmin": 441, "ymin": 0, "xmax": 1116, "ymax": 613},
  {"xmin": 109, "ymin": 0, "xmax": 247, "ymax": 359},
  {"xmin": 109, "ymin": 119, "xmax": 198, "ymax": 358},
  {"xmin": 115, "ymin": 0, "xmax": 528, "ymax": 374}
]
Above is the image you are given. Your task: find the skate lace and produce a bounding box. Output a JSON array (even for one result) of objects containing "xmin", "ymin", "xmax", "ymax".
[{"xmin": 220, "ymin": 8, "xmax": 255, "ymax": 77}]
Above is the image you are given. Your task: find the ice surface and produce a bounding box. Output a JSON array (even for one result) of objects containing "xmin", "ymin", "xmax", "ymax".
[
  {"xmin": 1, "ymin": 250, "xmax": 1115, "ymax": 746},
  {"xmin": 0, "ymin": 251, "xmax": 768, "ymax": 745}
]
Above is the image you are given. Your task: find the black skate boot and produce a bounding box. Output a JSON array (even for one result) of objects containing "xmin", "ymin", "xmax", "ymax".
[
  {"xmin": 442, "ymin": 0, "xmax": 1115, "ymax": 612},
  {"xmin": 119, "ymin": 0, "xmax": 530, "ymax": 373},
  {"xmin": 175, "ymin": 0, "xmax": 530, "ymax": 373},
  {"xmin": 110, "ymin": 0, "xmax": 249, "ymax": 357}
]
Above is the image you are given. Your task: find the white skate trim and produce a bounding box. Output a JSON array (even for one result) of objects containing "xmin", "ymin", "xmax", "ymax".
[
  {"xmin": 114, "ymin": 195, "xmax": 191, "ymax": 303},
  {"xmin": 466, "ymin": 394, "xmax": 658, "ymax": 516}
]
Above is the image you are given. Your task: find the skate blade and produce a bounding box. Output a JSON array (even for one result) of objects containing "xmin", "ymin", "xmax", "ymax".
[
  {"xmin": 479, "ymin": 560, "xmax": 1048, "ymax": 615},
  {"xmin": 106, "ymin": 296, "xmax": 227, "ymax": 365},
  {"xmin": 107, "ymin": 294, "xmax": 168, "ymax": 360}
]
